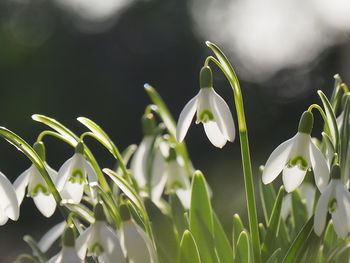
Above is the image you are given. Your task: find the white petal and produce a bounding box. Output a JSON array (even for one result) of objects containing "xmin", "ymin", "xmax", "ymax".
[
  {"xmin": 300, "ymin": 183, "xmax": 316, "ymax": 218},
  {"xmin": 150, "ymin": 149, "xmax": 166, "ymax": 190},
  {"xmin": 47, "ymin": 253, "xmax": 60, "ymax": 263},
  {"xmin": 13, "ymin": 167, "xmax": 31, "ymax": 205},
  {"xmin": 99, "ymin": 223, "xmax": 126, "ymax": 263},
  {"xmin": 60, "ymin": 247, "xmax": 83, "ymax": 263},
  {"xmin": 176, "ymin": 94, "xmax": 198, "ymax": 142},
  {"xmin": 203, "ymin": 121, "xmax": 227, "ymax": 148},
  {"xmin": 38, "ymin": 221, "xmax": 66, "ymax": 252},
  {"xmin": 0, "ymin": 172, "xmax": 19, "ymax": 221},
  {"xmin": 76, "ymin": 226, "xmax": 93, "ymax": 259},
  {"xmin": 130, "ymin": 137, "xmax": 153, "ymax": 188},
  {"xmin": 333, "ymin": 184, "xmax": 350, "ymax": 239},
  {"xmin": 282, "ymin": 166, "xmax": 307, "ymax": 193},
  {"xmin": 83, "ymin": 159, "xmax": 98, "ymax": 185},
  {"xmin": 309, "ymin": 142, "xmax": 330, "ymax": 193},
  {"xmin": 176, "ymin": 187, "xmax": 191, "ymax": 210},
  {"xmin": 33, "ymin": 192, "xmax": 57, "ymax": 217},
  {"xmin": 314, "ymin": 182, "xmax": 335, "ymax": 236},
  {"xmin": 60, "ymin": 181, "xmax": 84, "ymax": 204},
  {"xmin": 281, "ymin": 194, "xmax": 292, "ymax": 221},
  {"xmin": 120, "ymin": 221, "xmax": 156, "ymax": 263},
  {"xmin": 262, "ymin": 136, "xmax": 295, "ymax": 184},
  {"xmin": 56, "ymin": 155, "xmax": 75, "ymax": 191},
  {"xmin": 0, "ymin": 212, "xmax": 9, "ymax": 226},
  {"xmin": 209, "ymin": 89, "xmax": 235, "ymax": 142}
]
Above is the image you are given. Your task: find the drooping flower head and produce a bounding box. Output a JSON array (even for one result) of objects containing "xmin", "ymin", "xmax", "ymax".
[
  {"xmin": 262, "ymin": 111, "xmax": 330, "ymax": 192},
  {"xmin": 119, "ymin": 204, "xmax": 157, "ymax": 263},
  {"xmin": 14, "ymin": 141, "xmax": 57, "ymax": 217},
  {"xmin": 314, "ymin": 165, "xmax": 350, "ymax": 239},
  {"xmin": 56, "ymin": 142, "xmax": 98, "ymax": 204},
  {"xmin": 76, "ymin": 203, "xmax": 125, "ymax": 263},
  {"xmin": 176, "ymin": 66, "xmax": 235, "ymax": 148},
  {"xmin": 0, "ymin": 171, "xmax": 19, "ymax": 225},
  {"xmin": 48, "ymin": 227, "xmax": 84, "ymax": 263}
]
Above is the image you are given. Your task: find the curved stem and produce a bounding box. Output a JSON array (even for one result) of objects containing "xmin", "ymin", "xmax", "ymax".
[
  {"xmin": 205, "ymin": 42, "xmax": 260, "ymax": 263},
  {"xmin": 37, "ymin": 130, "xmax": 71, "ymax": 145}
]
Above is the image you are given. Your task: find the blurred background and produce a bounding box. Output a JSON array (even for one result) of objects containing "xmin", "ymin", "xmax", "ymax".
[{"xmin": 1, "ymin": 0, "xmax": 350, "ymax": 261}]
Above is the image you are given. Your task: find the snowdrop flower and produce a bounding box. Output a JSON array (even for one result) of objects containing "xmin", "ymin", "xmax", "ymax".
[
  {"xmin": 76, "ymin": 203, "xmax": 125, "ymax": 263},
  {"xmin": 14, "ymin": 142, "xmax": 58, "ymax": 217},
  {"xmin": 0, "ymin": 172, "xmax": 19, "ymax": 225},
  {"xmin": 119, "ymin": 205, "xmax": 157, "ymax": 263},
  {"xmin": 314, "ymin": 165, "xmax": 350, "ymax": 239},
  {"xmin": 262, "ymin": 111, "xmax": 330, "ymax": 192},
  {"xmin": 56, "ymin": 142, "xmax": 98, "ymax": 204},
  {"xmin": 131, "ymin": 114, "xmax": 167, "ymax": 202},
  {"xmin": 176, "ymin": 66, "xmax": 235, "ymax": 148},
  {"xmin": 48, "ymin": 227, "xmax": 84, "ymax": 263}
]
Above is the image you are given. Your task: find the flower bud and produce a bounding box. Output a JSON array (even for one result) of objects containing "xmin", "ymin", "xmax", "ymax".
[
  {"xmin": 298, "ymin": 111, "xmax": 314, "ymax": 134},
  {"xmin": 33, "ymin": 141, "xmax": 46, "ymax": 161},
  {"xmin": 200, "ymin": 66, "xmax": 213, "ymax": 89}
]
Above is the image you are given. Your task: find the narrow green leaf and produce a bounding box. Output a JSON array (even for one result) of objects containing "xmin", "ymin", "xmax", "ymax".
[
  {"xmin": 330, "ymin": 74, "xmax": 344, "ymax": 111},
  {"xmin": 324, "ymin": 221, "xmax": 338, "ymax": 254},
  {"xmin": 291, "ymin": 190, "xmax": 308, "ymax": 235},
  {"xmin": 170, "ymin": 193, "xmax": 188, "ymax": 237},
  {"xmin": 60, "ymin": 200, "xmax": 94, "ymax": 224},
  {"xmin": 189, "ymin": 171, "xmax": 216, "ymax": 263},
  {"xmin": 282, "ymin": 216, "xmax": 314, "ymax": 263},
  {"xmin": 259, "ymin": 223, "xmax": 266, "ymax": 241},
  {"xmin": 23, "ymin": 236, "xmax": 47, "ymax": 263},
  {"xmin": 145, "ymin": 199, "xmax": 179, "ymax": 263},
  {"xmin": 179, "ymin": 230, "xmax": 201, "ymax": 263},
  {"xmin": 318, "ymin": 90, "xmax": 340, "ymax": 152},
  {"xmin": 259, "ymin": 179, "xmax": 277, "ymax": 225},
  {"xmin": 232, "ymin": 213, "xmax": 245, "ymax": 259},
  {"xmin": 340, "ymin": 96, "xmax": 350, "ymax": 179},
  {"xmin": 213, "ymin": 212, "xmax": 234, "ymax": 263},
  {"xmin": 266, "ymin": 248, "xmax": 281, "ymax": 263},
  {"xmin": 235, "ymin": 230, "xmax": 251, "ymax": 263},
  {"xmin": 261, "ymin": 186, "xmax": 285, "ymax": 260}
]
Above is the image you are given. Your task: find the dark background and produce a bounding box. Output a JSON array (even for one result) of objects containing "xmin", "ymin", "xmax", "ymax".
[{"xmin": 0, "ymin": 0, "xmax": 349, "ymax": 261}]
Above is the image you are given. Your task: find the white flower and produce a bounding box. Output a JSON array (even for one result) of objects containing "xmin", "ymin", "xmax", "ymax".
[
  {"xmin": 14, "ymin": 163, "xmax": 58, "ymax": 217},
  {"xmin": 0, "ymin": 172, "xmax": 19, "ymax": 225},
  {"xmin": 56, "ymin": 147, "xmax": 98, "ymax": 204},
  {"xmin": 119, "ymin": 220, "xmax": 157, "ymax": 263},
  {"xmin": 48, "ymin": 246, "xmax": 84, "ymax": 263},
  {"xmin": 262, "ymin": 111, "xmax": 329, "ymax": 192},
  {"xmin": 176, "ymin": 66, "xmax": 235, "ymax": 148},
  {"xmin": 76, "ymin": 204, "xmax": 125, "ymax": 263},
  {"xmin": 314, "ymin": 178, "xmax": 350, "ymax": 239}
]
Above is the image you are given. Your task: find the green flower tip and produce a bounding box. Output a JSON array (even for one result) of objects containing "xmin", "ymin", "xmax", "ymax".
[
  {"xmin": 119, "ymin": 204, "xmax": 131, "ymax": 222},
  {"xmin": 94, "ymin": 203, "xmax": 106, "ymax": 221},
  {"xmin": 33, "ymin": 141, "xmax": 46, "ymax": 161},
  {"xmin": 142, "ymin": 113, "xmax": 156, "ymax": 136},
  {"xmin": 167, "ymin": 145, "xmax": 177, "ymax": 162},
  {"xmin": 298, "ymin": 111, "xmax": 314, "ymax": 134},
  {"xmin": 330, "ymin": 164, "xmax": 341, "ymax": 180},
  {"xmin": 62, "ymin": 227, "xmax": 75, "ymax": 247},
  {"xmin": 75, "ymin": 142, "xmax": 84, "ymax": 154},
  {"xmin": 200, "ymin": 66, "xmax": 213, "ymax": 89}
]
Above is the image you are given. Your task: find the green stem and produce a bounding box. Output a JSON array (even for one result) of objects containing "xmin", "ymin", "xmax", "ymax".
[{"xmin": 206, "ymin": 42, "xmax": 260, "ymax": 263}]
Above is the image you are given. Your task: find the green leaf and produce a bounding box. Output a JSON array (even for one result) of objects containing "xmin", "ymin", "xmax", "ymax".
[
  {"xmin": 170, "ymin": 193, "xmax": 188, "ymax": 237},
  {"xmin": 282, "ymin": 216, "xmax": 314, "ymax": 263},
  {"xmin": 232, "ymin": 214, "xmax": 245, "ymax": 259},
  {"xmin": 330, "ymin": 74, "xmax": 344, "ymax": 112},
  {"xmin": 324, "ymin": 221, "xmax": 339, "ymax": 254},
  {"xmin": 15, "ymin": 254, "xmax": 40, "ymax": 263},
  {"xmin": 145, "ymin": 199, "xmax": 179, "ymax": 263},
  {"xmin": 235, "ymin": 230, "xmax": 251, "ymax": 263},
  {"xmin": 259, "ymin": 179, "xmax": 277, "ymax": 225},
  {"xmin": 340, "ymin": 96, "xmax": 350, "ymax": 179},
  {"xmin": 291, "ymin": 190, "xmax": 308, "ymax": 235},
  {"xmin": 60, "ymin": 200, "xmax": 94, "ymax": 224},
  {"xmin": 266, "ymin": 248, "xmax": 281, "ymax": 263},
  {"xmin": 189, "ymin": 171, "xmax": 216, "ymax": 263},
  {"xmin": 179, "ymin": 230, "xmax": 201, "ymax": 263},
  {"xmin": 213, "ymin": 212, "xmax": 234, "ymax": 263},
  {"xmin": 259, "ymin": 223, "xmax": 266, "ymax": 241},
  {"xmin": 261, "ymin": 186, "xmax": 285, "ymax": 260},
  {"xmin": 23, "ymin": 236, "xmax": 47, "ymax": 263},
  {"xmin": 318, "ymin": 90, "xmax": 340, "ymax": 152}
]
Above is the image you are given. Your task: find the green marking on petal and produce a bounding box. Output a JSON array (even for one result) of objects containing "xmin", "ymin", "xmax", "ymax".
[
  {"xmin": 198, "ymin": 110, "xmax": 214, "ymax": 123},
  {"xmin": 31, "ymin": 184, "xmax": 49, "ymax": 196},
  {"xmin": 169, "ymin": 180, "xmax": 184, "ymax": 190},
  {"xmin": 69, "ymin": 169, "xmax": 85, "ymax": 184},
  {"xmin": 287, "ymin": 155, "xmax": 308, "ymax": 170},
  {"xmin": 328, "ymin": 198, "xmax": 337, "ymax": 213},
  {"xmin": 90, "ymin": 242, "xmax": 104, "ymax": 256}
]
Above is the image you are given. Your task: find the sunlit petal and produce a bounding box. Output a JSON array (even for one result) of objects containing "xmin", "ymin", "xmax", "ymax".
[
  {"xmin": 0, "ymin": 172, "xmax": 19, "ymax": 221},
  {"xmin": 309, "ymin": 141, "xmax": 330, "ymax": 192},
  {"xmin": 176, "ymin": 187, "xmax": 191, "ymax": 209},
  {"xmin": 210, "ymin": 89, "xmax": 235, "ymax": 142},
  {"xmin": 38, "ymin": 221, "xmax": 66, "ymax": 252},
  {"xmin": 60, "ymin": 181, "xmax": 84, "ymax": 204},
  {"xmin": 262, "ymin": 136, "xmax": 295, "ymax": 184},
  {"xmin": 282, "ymin": 166, "xmax": 307, "ymax": 192},
  {"xmin": 56, "ymin": 156, "xmax": 75, "ymax": 191},
  {"xmin": 76, "ymin": 226, "xmax": 93, "ymax": 259},
  {"xmin": 314, "ymin": 182, "xmax": 334, "ymax": 236},
  {"xmin": 333, "ymin": 183, "xmax": 350, "ymax": 238},
  {"xmin": 13, "ymin": 168, "xmax": 31, "ymax": 205},
  {"xmin": 203, "ymin": 121, "xmax": 227, "ymax": 148},
  {"xmin": 176, "ymin": 94, "xmax": 198, "ymax": 142},
  {"xmin": 99, "ymin": 223, "xmax": 125, "ymax": 263},
  {"xmin": 0, "ymin": 212, "xmax": 9, "ymax": 226},
  {"xmin": 33, "ymin": 192, "xmax": 57, "ymax": 218}
]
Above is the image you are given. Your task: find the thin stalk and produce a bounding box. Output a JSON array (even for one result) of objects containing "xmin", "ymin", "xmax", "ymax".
[{"xmin": 206, "ymin": 42, "xmax": 260, "ymax": 263}]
